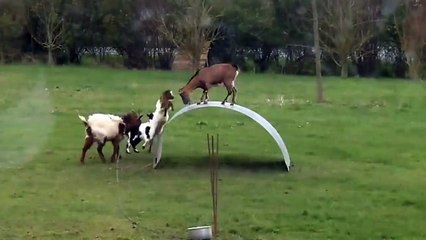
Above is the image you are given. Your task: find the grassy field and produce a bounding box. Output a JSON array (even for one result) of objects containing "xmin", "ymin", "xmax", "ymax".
[{"xmin": 0, "ymin": 64, "xmax": 426, "ymax": 240}]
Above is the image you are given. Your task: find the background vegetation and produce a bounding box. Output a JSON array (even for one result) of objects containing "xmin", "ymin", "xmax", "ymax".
[{"xmin": 0, "ymin": 0, "xmax": 425, "ymax": 79}]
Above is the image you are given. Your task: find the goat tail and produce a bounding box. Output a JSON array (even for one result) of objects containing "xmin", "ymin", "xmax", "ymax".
[{"xmin": 78, "ymin": 115, "xmax": 88, "ymax": 126}]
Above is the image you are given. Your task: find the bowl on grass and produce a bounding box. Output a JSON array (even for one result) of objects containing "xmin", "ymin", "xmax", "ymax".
[{"xmin": 187, "ymin": 225, "xmax": 212, "ymax": 240}]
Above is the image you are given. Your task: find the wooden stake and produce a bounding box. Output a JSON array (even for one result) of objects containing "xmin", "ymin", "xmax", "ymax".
[{"xmin": 207, "ymin": 133, "xmax": 219, "ymax": 240}]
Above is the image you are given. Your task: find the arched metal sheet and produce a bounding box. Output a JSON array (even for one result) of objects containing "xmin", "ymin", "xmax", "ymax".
[{"xmin": 151, "ymin": 101, "xmax": 291, "ymax": 171}]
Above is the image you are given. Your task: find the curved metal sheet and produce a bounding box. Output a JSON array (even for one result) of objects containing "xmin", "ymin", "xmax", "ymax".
[{"xmin": 151, "ymin": 101, "xmax": 291, "ymax": 171}]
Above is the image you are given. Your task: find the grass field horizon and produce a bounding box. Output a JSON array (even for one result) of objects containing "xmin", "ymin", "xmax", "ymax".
[{"xmin": 1, "ymin": 64, "xmax": 426, "ymax": 239}]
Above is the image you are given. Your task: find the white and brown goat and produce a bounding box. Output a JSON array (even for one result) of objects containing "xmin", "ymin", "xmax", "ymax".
[
  {"xmin": 78, "ymin": 112, "xmax": 141, "ymax": 164},
  {"xmin": 178, "ymin": 63, "xmax": 240, "ymax": 105}
]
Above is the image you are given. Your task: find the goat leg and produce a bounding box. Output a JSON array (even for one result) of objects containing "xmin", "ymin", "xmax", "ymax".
[
  {"xmin": 221, "ymin": 89, "xmax": 232, "ymax": 105},
  {"xmin": 110, "ymin": 143, "xmax": 116, "ymax": 163},
  {"xmin": 80, "ymin": 137, "xmax": 94, "ymax": 164},
  {"xmin": 117, "ymin": 139, "xmax": 122, "ymax": 159},
  {"xmin": 116, "ymin": 144, "xmax": 121, "ymax": 160},
  {"xmin": 110, "ymin": 142, "xmax": 120, "ymax": 163},
  {"xmin": 231, "ymin": 86, "xmax": 238, "ymax": 105},
  {"xmin": 126, "ymin": 143, "xmax": 131, "ymax": 154},
  {"xmin": 142, "ymin": 137, "xmax": 153, "ymax": 153},
  {"xmin": 97, "ymin": 143, "xmax": 106, "ymax": 163},
  {"xmin": 133, "ymin": 140, "xmax": 141, "ymax": 153},
  {"xmin": 148, "ymin": 141, "xmax": 153, "ymax": 153},
  {"xmin": 147, "ymin": 130, "xmax": 159, "ymax": 153},
  {"xmin": 133, "ymin": 141, "xmax": 140, "ymax": 153},
  {"xmin": 197, "ymin": 91, "xmax": 206, "ymax": 105},
  {"xmin": 203, "ymin": 90, "xmax": 209, "ymax": 104},
  {"xmin": 127, "ymin": 133, "xmax": 141, "ymax": 154},
  {"xmin": 142, "ymin": 139, "xmax": 149, "ymax": 149},
  {"xmin": 126, "ymin": 132, "xmax": 132, "ymax": 154},
  {"xmin": 132, "ymin": 133, "xmax": 142, "ymax": 153}
]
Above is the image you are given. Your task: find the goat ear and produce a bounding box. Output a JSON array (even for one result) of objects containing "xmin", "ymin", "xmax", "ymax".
[{"xmin": 138, "ymin": 114, "xmax": 143, "ymax": 120}]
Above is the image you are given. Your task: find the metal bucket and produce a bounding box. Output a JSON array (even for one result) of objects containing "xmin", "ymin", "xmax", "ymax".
[{"xmin": 187, "ymin": 225, "xmax": 212, "ymax": 240}]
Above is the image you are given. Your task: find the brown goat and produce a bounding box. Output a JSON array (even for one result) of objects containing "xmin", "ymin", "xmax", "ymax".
[{"xmin": 178, "ymin": 63, "xmax": 240, "ymax": 105}]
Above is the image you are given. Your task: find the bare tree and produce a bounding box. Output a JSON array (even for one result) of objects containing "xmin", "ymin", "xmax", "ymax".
[
  {"xmin": 27, "ymin": 0, "xmax": 65, "ymax": 66},
  {"xmin": 312, "ymin": 0, "xmax": 324, "ymax": 102},
  {"xmin": 157, "ymin": 0, "xmax": 220, "ymax": 71},
  {"xmin": 318, "ymin": 0, "xmax": 381, "ymax": 78},
  {"xmin": 0, "ymin": 0, "xmax": 26, "ymax": 63},
  {"xmin": 394, "ymin": 0, "xmax": 426, "ymax": 79}
]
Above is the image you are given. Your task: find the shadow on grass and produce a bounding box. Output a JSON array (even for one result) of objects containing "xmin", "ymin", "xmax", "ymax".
[{"xmin": 157, "ymin": 154, "xmax": 289, "ymax": 172}]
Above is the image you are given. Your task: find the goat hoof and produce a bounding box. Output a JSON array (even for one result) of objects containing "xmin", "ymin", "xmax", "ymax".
[
  {"xmin": 230, "ymin": 103, "xmax": 234, "ymax": 106},
  {"xmin": 221, "ymin": 101, "xmax": 225, "ymax": 105},
  {"xmin": 196, "ymin": 102, "xmax": 201, "ymax": 105},
  {"xmin": 126, "ymin": 149, "xmax": 131, "ymax": 154},
  {"xmin": 134, "ymin": 149, "xmax": 139, "ymax": 153}
]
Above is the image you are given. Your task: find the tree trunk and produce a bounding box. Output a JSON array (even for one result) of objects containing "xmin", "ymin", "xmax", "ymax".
[
  {"xmin": 407, "ymin": 62, "xmax": 420, "ymax": 80},
  {"xmin": 0, "ymin": 48, "xmax": 4, "ymax": 64},
  {"xmin": 47, "ymin": 48, "xmax": 54, "ymax": 66},
  {"xmin": 312, "ymin": 0, "xmax": 324, "ymax": 103},
  {"xmin": 191, "ymin": 52, "xmax": 200, "ymax": 72},
  {"xmin": 46, "ymin": 18, "xmax": 54, "ymax": 66},
  {"xmin": 340, "ymin": 57, "xmax": 349, "ymax": 78}
]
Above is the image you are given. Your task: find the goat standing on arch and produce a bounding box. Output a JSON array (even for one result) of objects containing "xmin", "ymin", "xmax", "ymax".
[{"xmin": 178, "ymin": 63, "xmax": 240, "ymax": 106}]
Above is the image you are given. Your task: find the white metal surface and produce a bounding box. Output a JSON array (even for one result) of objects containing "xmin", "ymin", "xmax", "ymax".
[{"xmin": 151, "ymin": 101, "xmax": 291, "ymax": 171}]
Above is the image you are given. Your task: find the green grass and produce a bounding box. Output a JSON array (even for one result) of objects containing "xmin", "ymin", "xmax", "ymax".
[{"xmin": 1, "ymin": 64, "xmax": 426, "ymax": 239}]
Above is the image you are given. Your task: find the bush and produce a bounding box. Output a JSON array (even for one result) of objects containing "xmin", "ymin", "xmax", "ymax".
[
  {"xmin": 267, "ymin": 60, "xmax": 285, "ymax": 74},
  {"xmin": 80, "ymin": 55, "xmax": 99, "ymax": 67},
  {"xmin": 240, "ymin": 57, "xmax": 257, "ymax": 73},
  {"xmin": 377, "ymin": 62, "xmax": 396, "ymax": 78},
  {"xmin": 283, "ymin": 55, "xmax": 315, "ymax": 76},
  {"xmin": 56, "ymin": 49, "xmax": 70, "ymax": 65}
]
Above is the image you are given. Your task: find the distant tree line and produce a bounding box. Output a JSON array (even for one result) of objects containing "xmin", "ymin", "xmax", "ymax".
[{"xmin": 0, "ymin": 0, "xmax": 424, "ymax": 79}]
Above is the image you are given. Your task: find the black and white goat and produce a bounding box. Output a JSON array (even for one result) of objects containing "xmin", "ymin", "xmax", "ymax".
[
  {"xmin": 125, "ymin": 112, "xmax": 153, "ymax": 154},
  {"xmin": 126, "ymin": 90, "xmax": 175, "ymax": 154}
]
